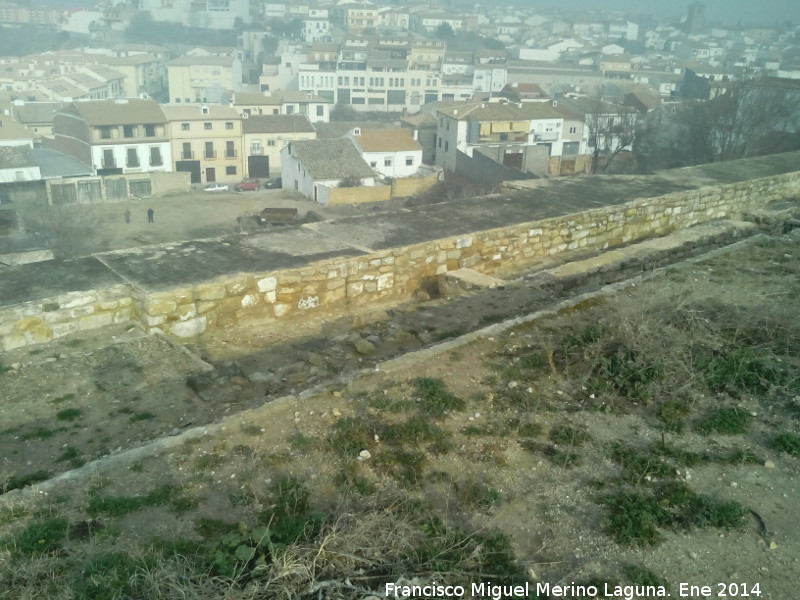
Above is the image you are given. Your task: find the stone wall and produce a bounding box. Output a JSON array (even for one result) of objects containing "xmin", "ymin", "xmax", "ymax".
[
  {"xmin": 133, "ymin": 169, "xmax": 800, "ymax": 340},
  {"xmin": 323, "ymin": 184, "xmax": 392, "ymax": 206},
  {"xmin": 1, "ymin": 164, "xmax": 799, "ymax": 350},
  {"xmin": 390, "ymin": 171, "xmax": 440, "ymax": 198},
  {"xmin": 0, "ymin": 285, "xmax": 133, "ymax": 351}
]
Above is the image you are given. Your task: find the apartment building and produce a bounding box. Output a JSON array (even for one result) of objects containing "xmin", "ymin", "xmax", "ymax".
[
  {"xmin": 233, "ymin": 91, "xmax": 331, "ymax": 123},
  {"xmin": 167, "ymin": 55, "xmax": 242, "ymax": 105},
  {"xmin": 434, "ymin": 100, "xmax": 565, "ymax": 175},
  {"xmin": 51, "ymin": 98, "xmax": 171, "ymax": 176},
  {"xmin": 163, "ymin": 104, "xmax": 242, "ymax": 184}
]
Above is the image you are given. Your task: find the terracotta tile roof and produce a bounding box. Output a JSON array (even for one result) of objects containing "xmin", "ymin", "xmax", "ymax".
[
  {"xmin": 289, "ymin": 139, "xmax": 375, "ymax": 180},
  {"xmin": 437, "ymin": 101, "xmax": 563, "ymax": 121},
  {"xmin": 162, "ymin": 104, "xmax": 240, "ymax": 121},
  {"xmin": 0, "ymin": 116, "xmax": 33, "ymax": 141},
  {"xmin": 242, "ymin": 114, "xmax": 315, "ymax": 134},
  {"xmin": 66, "ymin": 98, "xmax": 167, "ymax": 125},
  {"xmin": 352, "ymin": 128, "xmax": 422, "ymax": 152},
  {"xmin": 0, "ymin": 145, "xmax": 36, "ymax": 169}
]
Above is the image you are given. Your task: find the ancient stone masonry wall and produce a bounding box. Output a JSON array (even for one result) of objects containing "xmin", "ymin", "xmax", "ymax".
[
  {"xmin": 1, "ymin": 167, "xmax": 799, "ymax": 350},
  {"xmin": 133, "ymin": 170, "xmax": 800, "ymax": 340},
  {"xmin": 0, "ymin": 285, "xmax": 133, "ymax": 351}
]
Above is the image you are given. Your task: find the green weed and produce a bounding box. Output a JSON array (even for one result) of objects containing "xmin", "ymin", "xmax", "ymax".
[
  {"xmin": 697, "ymin": 407, "xmax": 750, "ymax": 435},
  {"xmin": 412, "ymin": 377, "xmax": 465, "ymax": 415},
  {"xmin": 130, "ymin": 412, "xmax": 156, "ymax": 422},
  {"xmin": 288, "ymin": 432, "xmax": 314, "ymax": 453},
  {"xmin": 50, "ymin": 393, "xmax": 76, "ymax": 404},
  {"xmin": 771, "ymin": 433, "xmax": 800, "ymax": 457},
  {"xmin": 87, "ymin": 484, "xmax": 188, "ymax": 517},
  {"xmin": 549, "ymin": 424, "xmax": 591, "ymax": 446},
  {"xmin": 240, "ymin": 424, "xmax": 263, "ymax": 436},
  {"xmin": 7, "ymin": 517, "xmax": 69, "ymax": 556},
  {"xmin": 2, "ymin": 470, "xmax": 51, "ymax": 492},
  {"xmin": 56, "ymin": 408, "xmax": 82, "ymax": 422},
  {"xmin": 56, "ymin": 446, "xmax": 84, "ymax": 468}
]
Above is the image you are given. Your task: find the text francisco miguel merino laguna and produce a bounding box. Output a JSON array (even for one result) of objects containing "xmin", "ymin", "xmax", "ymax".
[{"xmin": 385, "ymin": 581, "xmax": 669, "ymax": 599}]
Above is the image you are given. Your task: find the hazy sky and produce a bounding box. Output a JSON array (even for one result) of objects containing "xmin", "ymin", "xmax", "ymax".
[{"xmin": 536, "ymin": 0, "xmax": 800, "ymax": 27}]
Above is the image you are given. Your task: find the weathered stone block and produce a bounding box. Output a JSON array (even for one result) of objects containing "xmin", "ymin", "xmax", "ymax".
[
  {"xmin": 273, "ymin": 303, "xmax": 291, "ymax": 317},
  {"xmin": 51, "ymin": 321, "xmax": 80, "ymax": 338},
  {"xmin": 322, "ymin": 287, "xmax": 346, "ymax": 304},
  {"xmin": 178, "ymin": 303, "xmax": 198, "ymax": 319},
  {"xmin": 297, "ymin": 296, "xmax": 319, "ymax": 310},
  {"xmin": 97, "ymin": 300, "xmax": 119, "ymax": 311},
  {"xmin": 326, "ymin": 278, "xmax": 345, "ymax": 290},
  {"xmin": 456, "ymin": 236, "xmax": 473, "ymax": 249},
  {"xmin": 377, "ymin": 273, "xmax": 393, "ymax": 291},
  {"xmin": 170, "ymin": 316, "xmax": 207, "ymax": 338},
  {"xmin": 62, "ymin": 293, "xmax": 98, "ymax": 309},
  {"xmin": 146, "ymin": 299, "xmax": 177, "ymax": 315},
  {"xmin": 262, "ymin": 291, "xmax": 276, "ymax": 303},
  {"xmin": 194, "ymin": 286, "xmax": 226, "ymax": 301},
  {"xmin": 241, "ymin": 294, "xmax": 258, "ymax": 308},
  {"xmin": 79, "ymin": 312, "xmax": 114, "ymax": 331}
]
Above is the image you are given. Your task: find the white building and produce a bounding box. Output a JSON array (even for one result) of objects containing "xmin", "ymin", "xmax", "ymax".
[{"xmin": 347, "ymin": 127, "xmax": 423, "ymax": 178}]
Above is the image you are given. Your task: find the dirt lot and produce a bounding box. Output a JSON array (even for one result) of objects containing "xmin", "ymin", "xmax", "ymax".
[
  {"xmin": 1, "ymin": 230, "xmax": 799, "ymax": 599},
  {"xmin": 16, "ymin": 186, "xmax": 406, "ymax": 260}
]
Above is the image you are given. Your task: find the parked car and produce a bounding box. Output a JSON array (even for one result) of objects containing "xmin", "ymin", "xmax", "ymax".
[
  {"xmin": 234, "ymin": 178, "xmax": 261, "ymax": 191},
  {"xmin": 263, "ymin": 177, "xmax": 282, "ymax": 189},
  {"xmin": 204, "ymin": 183, "xmax": 229, "ymax": 192}
]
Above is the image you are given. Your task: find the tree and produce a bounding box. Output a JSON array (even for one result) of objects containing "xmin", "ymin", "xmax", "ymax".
[
  {"xmin": 435, "ymin": 23, "xmax": 454, "ymax": 39},
  {"xmin": 704, "ymin": 80, "xmax": 800, "ymax": 162},
  {"xmin": 582, "ymin": 97, "xmax": 637, "ymax": 174},
  {"xmin": 635, "ymin": 78, "xmax": 800, "ymax": 171}
]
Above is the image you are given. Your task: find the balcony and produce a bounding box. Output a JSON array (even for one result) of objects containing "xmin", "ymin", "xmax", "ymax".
[
  {"xmin": 181, "ymin": 151, "xmax": 195, "ymax": 160},
  {"xmin": 203, "ymin": 150, "xmax": 217, "ymax": 159},
  {"xmin": 250, "ymin": 146, "xmax": 263, "ymax": 155},
  {"xmin": 225, "ymin": 149, "xmax": 238, "ymax": 158},
  {"xmin": 101, "ymin": 160, "xmax": 116, "ymax": 168},
  {"xmin": 534, "ymin": 131, "xmax": 559, "ymax": 142}
]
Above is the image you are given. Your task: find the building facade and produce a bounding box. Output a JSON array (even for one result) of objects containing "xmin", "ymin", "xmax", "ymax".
[{"xmin": 163, "ymin": 104, "xmax": 243, "ymax": 184}]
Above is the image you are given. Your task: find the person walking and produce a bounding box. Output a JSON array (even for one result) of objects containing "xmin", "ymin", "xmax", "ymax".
[
  {"xmin": 147, "ymin": 208, "xmax": 155, "ymax": 223},
  {"xmin": 124, "ymin": 208, "xmax": 131, "ymax": 224}
]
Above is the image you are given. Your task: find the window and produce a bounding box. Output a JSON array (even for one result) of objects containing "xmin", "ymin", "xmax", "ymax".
[
  {"xmin": 126, "ymin": 148, "xmax": 139, "ymax": 167},
  {"xmin": 204, "ymin": 122, "xmax": 212, "ymax": 130},
  {"xmin": 438, "ymin": 138, "xmax": 442, "ymax": 148},
  {"xmin": 181, "ymin": 122, "xmax": 190, "ymax": 131},
  {"xmin": 99, "ymin": 126, "xmax": 112, "ymax": 139},
  {"xmin": 204, "ymin": 142, "xmax": 215, "ymax": 159},
  {"xmin": 370, "ymin": 161, "xmax": 377, "ymax": 167},
  {"xmin": 267, "ymin": 140, "xmax": 276, "ymax": 147},
  {"xmin": 149, "ymin": 147, "xmax": 162, "ymax": 166},
  {"xmin": 102, "ymin": 148, "xmax": 115, "ymax": 168},
  {"xmin": 182, "ymin": 142, "xmax": 192, "ymax": 159},
  {"xmin": 445, "ymin": 141, "xmax": 449, "ymax": 152},
  {"xmin": 569, "ymin": 126, "xmax": 577, "ymax": 134},
  {"xmin": 225, "ymin": 121, "xmax": 233, "ymax": 129},
  {"xmin": 226, "ymin": 165, "xmax": 237, "ymax": 175},
  {"xmin": 144, "ymin": 125, "xmax": 156, "ymax": 137},
  {"xmin": 225, "ymin": 141, "xmax": 236, "ymax": 158},
  {"xmin": 123, "ymin": 125, "xmax": 136, "ymax": 138},
  {"xmin": 405, "ymin": 156, "xmax": 413, "ymax": 166},
  {"xmin": 384, "ymin": 158, "xmax": 392, "ymax": 167},
  {"xmin": 316, "ymin": 105, "xmax": 324, "ymax": 117}
]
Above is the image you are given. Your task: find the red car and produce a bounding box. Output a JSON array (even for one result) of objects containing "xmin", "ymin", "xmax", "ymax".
[{"xmin": 234, "ymin": 178, "xmax": 261, "ymax": 191}]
